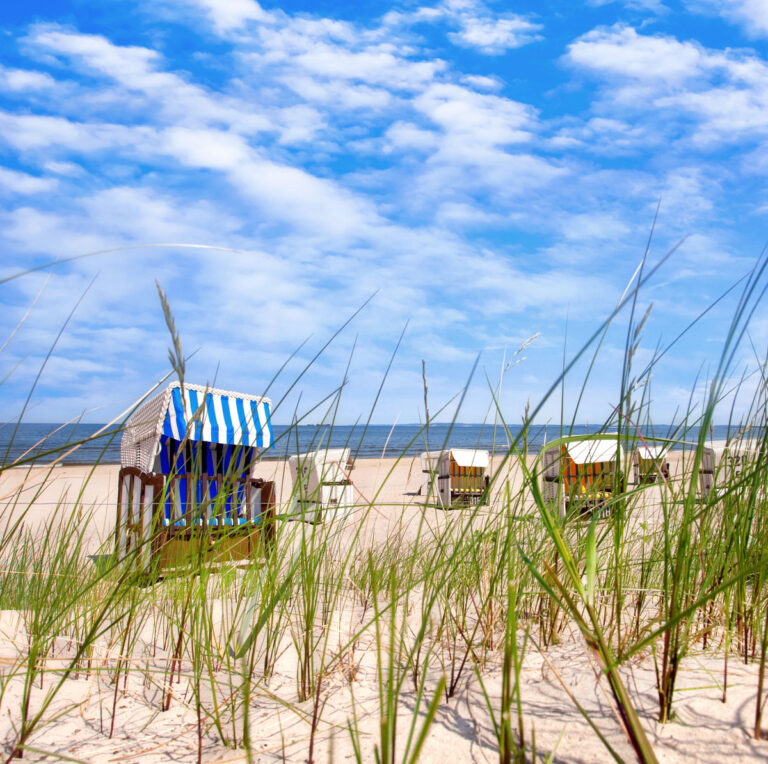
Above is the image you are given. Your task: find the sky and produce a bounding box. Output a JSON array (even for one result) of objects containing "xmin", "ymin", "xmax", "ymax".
[{"xmin": 1, "ymin": 0, "xmax": 767, "ymax": 427}]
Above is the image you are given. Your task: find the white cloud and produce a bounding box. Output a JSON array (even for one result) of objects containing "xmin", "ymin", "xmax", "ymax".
[
  {"xmin": 247, "ymin": 27, "xmax": 445, "ymax": 92},
  {"xmin": 660, "ymin": 86, "xmax": 768, "ymax": 141},
  {"xmin": 0, "ymin": 111, "xmax": 154, "ymax": 151},
  {"xmin": 692, "ymin": 0, "xmax": 768, "ymax": 38},
  {"xmin": 161, "ymin": 127, "xmax": 380, "ymax": 238},
  {"xmin": 567, "ymin": 25, "xmax": 704, "ymax": 83},
  {"xmin": 396, "ymin": 83, "xmax": 563, "ymax": 198},
  {"xmin": 676, "ymin": 232, "xmax": 734, "ymax": 266},
  {"xmin": 271, "ymin": 104, "xmax": 326, "ymax": 144},
  {"xmin": 434, "ymin": 201, "xmax": 501, "ymax": 226},
  {"xmin": 559, "ymin": 212, "xmax": 631, "ymax": 241},
  {"xmin": 385, "ymin": 121, "xmax": 441, "ymax": 152},
  {"xmin": 459, "ymin": 73, "xmax": 502, "ymax": 90},
  {"xmin": 160, "ymin": 126, "xmax": 251, "ymax": 170},
  {"xmin": 2, "ymin": 206, "xmax": 114, "ymax": 262},
  {"xmin": 0, "ymin": 65, "xmax": 57, "ymax": 91},
  {"xmin": 415, "ymin": 83, "xmax": 535, "ymax": 145},
  {"xmin": 26, "ymin": 25, "xmax": 273, "ymax": 134},
  {"xmin": 458, "ymin": 250, "xmax": 614, "ymax": 315},
  {"xmin": 657, "ymin": 168, "xmax": 718, "ymax": 221},
  {"xmin": 190, "ymin": 0, "xmax": 273, "ymax": 32},
  {"xmin": 29, "ymin": 26, "xmax": 160, "ymax": 82},
  {"xmin": 587, "ymin": 0, "xmax": 669, "ymax": 11},
  {"xmin": 385, "ymin": 1, "xmax": 541, "ymax": 55},
  {"xmin": 80, "ymin": 186, "xmax": 243, "ymax": 242},
  {"xmin": 567, "ymin": 25, "xmax": 768, "ymax": 144},
  {"xmin": 0, "ymin": 167, "xmax": 58, "ymax": 194},
  {"xmin": 446, "ymin": 9, "xmax": 542, "ymax": 55},
  {"xmin": 293, "ymin": 46, "xmax": 441, "ymax": 90},
  {"xmin": 280, "ymin": 74, "xmax": 392, "ymax": 111},
  {"xmin": 550, "ymin": 116, "xmax": 654, "ymax": 154},
  {"xmin": 43, "ymin": 160, "xmax": 84, "ymax": 176}
]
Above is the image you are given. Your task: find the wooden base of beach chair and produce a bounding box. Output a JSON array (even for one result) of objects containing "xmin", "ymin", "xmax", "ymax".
[
  {"xmin": 140, "ymin": 519, "xmax": 275, "ymax": 583},
  {"xmin": 448, "ymin": 485, "xmax": 489, "ymax": 508},
  {"xmin": 154, "ymin": 525, "xmax": 270, "ymax": 571},
  {"xmin": 448, "ymin": 494, "xmax": 479, "ymax": 507},
  {"xmin": 565, "ymin": 491, "xmax": 614, "ymax": 519},
  {"xmin": 116, "ymin": 468, "xmax": 276, "ymax": 580},
  {"xmin": 288, "ymin": 499, "xmax": 355, "ymax": 523}
]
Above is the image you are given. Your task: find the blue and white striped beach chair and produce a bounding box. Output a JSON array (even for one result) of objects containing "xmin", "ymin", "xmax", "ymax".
[{"xmin": 116, "ymin": 382, "xmax": 274, "ymax": 574}]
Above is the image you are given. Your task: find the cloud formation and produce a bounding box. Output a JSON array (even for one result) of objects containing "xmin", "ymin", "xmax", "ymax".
[{"xmin": 0, "ymin": 1, "xmax": 765, "ymax": 425}]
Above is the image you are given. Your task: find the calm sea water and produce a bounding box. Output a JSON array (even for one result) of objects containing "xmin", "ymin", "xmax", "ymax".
[{"xmin": 0, "ymin": 422, "xmax": 746, "ymax": 466}]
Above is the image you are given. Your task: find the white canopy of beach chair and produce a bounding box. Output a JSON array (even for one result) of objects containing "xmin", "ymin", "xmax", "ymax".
[
  {"xmin": 636, "ymin": 444, "xmax": 667, "ymax": 460},
  {"xmin": 565, "ymin": 439, "xmax": 624, "ymax": 465},
  {"xmin": 420, "ymin": 449, "xmax": 490, "ymax": 471},
  {"xmin": 450, "ymin": 448, "xmax": 490, "ymax": 469}
]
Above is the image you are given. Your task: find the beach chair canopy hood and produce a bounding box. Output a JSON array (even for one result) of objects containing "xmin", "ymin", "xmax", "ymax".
[
  {"xmin": 450, "ymin": 449, "xmax": 490, "ymax": 469},
  {"xmin": 636, "ymin": 444, "xmax": 666, "ymax": 460},
  {"xmin": 121, "ymin": 382, "xmax": 273, "ymax": 473},
  {"xmin": 565, "ymin": 439, "xmax": 624, "ymax": 465},
  {"xmin": 420, "ymin": 449, "xmax": 490, "ymax": 470}
]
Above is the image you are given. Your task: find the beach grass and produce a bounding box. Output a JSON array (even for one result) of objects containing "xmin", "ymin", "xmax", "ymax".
[{"xmin": 0, "ymin": 250, "xmax": 767, "ymax": 761}]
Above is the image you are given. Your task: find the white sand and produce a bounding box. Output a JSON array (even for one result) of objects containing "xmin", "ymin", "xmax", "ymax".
[{"xmin": 0, "ymin": 453, "xmax": 766, "ymax": 762}]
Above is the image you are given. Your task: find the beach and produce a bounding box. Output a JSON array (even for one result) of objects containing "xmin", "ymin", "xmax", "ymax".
[
  {"xmin": 5, "ymin": 0, "xmax": 768, "ymax": 758},
  {"xmin": 1, "ymin": 449, "xmax": 767, "ymax": 762},
  {"xmin": 0, "ymin": 443, "xmax": 731, "ymax": 551}
]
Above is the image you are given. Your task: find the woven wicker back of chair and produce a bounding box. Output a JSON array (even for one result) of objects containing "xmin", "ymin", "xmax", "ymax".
[{"xmin": 541, "ymin": 447, "xmax": 560, "ymax": 505}]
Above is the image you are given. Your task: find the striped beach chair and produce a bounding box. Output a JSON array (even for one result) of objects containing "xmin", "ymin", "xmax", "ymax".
[
  {"xmin": 420, "ymin": 449, "xmax": 489, "ymax": 507},
  {"xmin": 540, "ymin": 439, "xmax": 624, "ymax": 516},
  {"xmin": 116, "ymin": 382, "xmax": 275, "ymax": 575}
]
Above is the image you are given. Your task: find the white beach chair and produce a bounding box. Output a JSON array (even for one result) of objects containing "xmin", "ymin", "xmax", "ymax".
[
  {"xmin": 699, "ymin": 442, "xmax": 758, "ymax": 499},
  {"xmin": 288, "ymin": 447, "xmax": 355, "ymax": 521},
  {"xmin": 633, "ymin": 444, "xmax": 670, "ymax": 484}
]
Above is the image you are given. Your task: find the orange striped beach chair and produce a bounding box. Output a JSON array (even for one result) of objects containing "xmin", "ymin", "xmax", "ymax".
[
  {"xmin": 420, "ymin": 449, "xmax": 490, "ymax": 507},
  {"xmin": 541, "ymin": 439, "xmax": 624, "ymax": 516}
]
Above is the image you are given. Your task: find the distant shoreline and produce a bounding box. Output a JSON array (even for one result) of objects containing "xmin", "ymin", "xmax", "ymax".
[
  {"xmin": 2, "ymin": 421, "xmax": 760, "ymax": 467},
  {"xmin": 5, "ymin": 437, "xmax": 752, "ymax": 470}
]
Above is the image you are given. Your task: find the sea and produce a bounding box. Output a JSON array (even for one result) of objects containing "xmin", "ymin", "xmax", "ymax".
[{"xmin": 0, "ymin": 422, "xmax": 747, "ymax": 466}]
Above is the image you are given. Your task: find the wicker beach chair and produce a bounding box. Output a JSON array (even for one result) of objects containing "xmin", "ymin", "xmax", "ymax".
[
  {"xmin": 116, "ymin": 382, "xmax": 275, "ymax": 576},
  {"xmin": 540, "ymin": 439, "xmax": 624, "ymax": 516},
  {"xmin": 419, "ymin": 449, "xmax": 490, "ymax": 507},
  {"xmin": 633, "ymin": 444, "xmax": 670, "ymax": 484},
  {"xmin": 288, "ymin": 447, "xmax": 355, "ymax": 521}
]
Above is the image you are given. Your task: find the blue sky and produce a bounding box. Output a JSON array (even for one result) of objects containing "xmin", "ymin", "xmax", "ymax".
[{"xmin": 1, "ymin": 0, "xmax": 767, "ymax": 426}]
